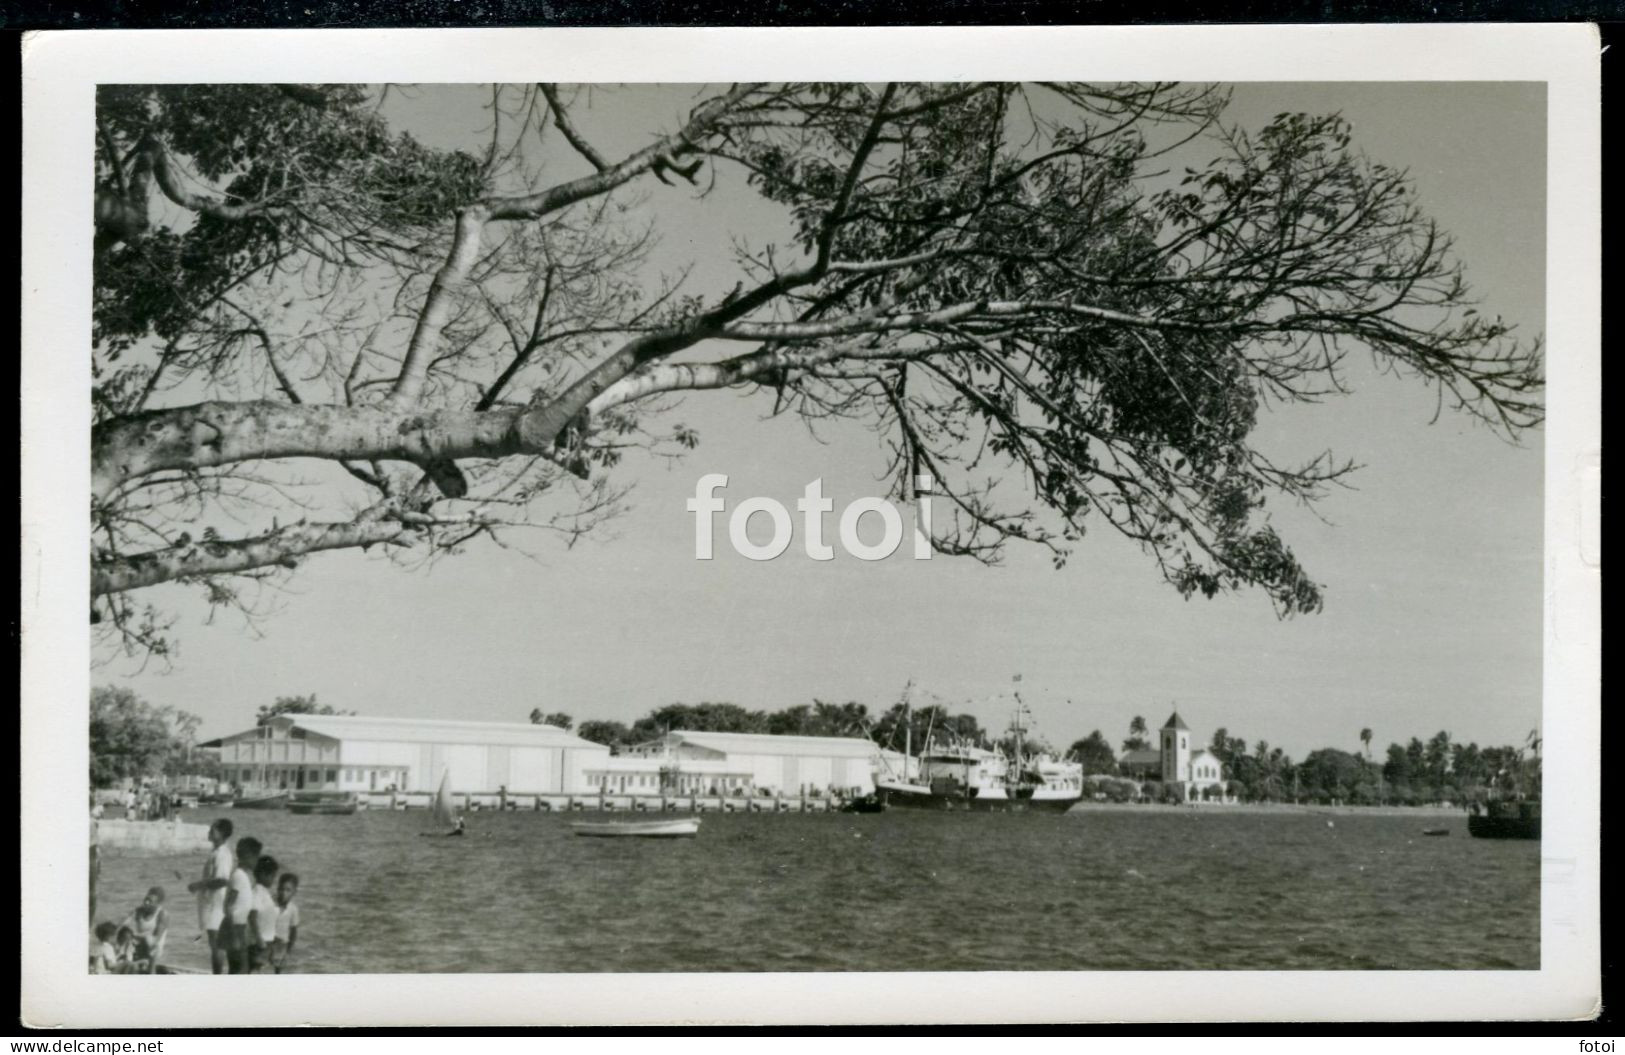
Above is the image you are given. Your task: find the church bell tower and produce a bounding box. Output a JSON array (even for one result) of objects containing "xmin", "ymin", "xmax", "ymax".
[{"xmin": 1160, "ymin": 709, "xmax": 1191, "ymax": 785}]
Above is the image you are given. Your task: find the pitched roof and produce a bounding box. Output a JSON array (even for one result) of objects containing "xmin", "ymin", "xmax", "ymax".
[
  {"xmin": 284, "ymin": 714, "xmax": 607, "ymax": 751},
  {"xmin": 1119, "ymin": 749, "xmax": 1162, "ymax": 766},
  {"xmin": 661, "ymin": 730, "xmax": 883, "ymax": 759},
  {"xmin": 1161, "ymin": 711, "xmax": 1189, "ymax": 731}
]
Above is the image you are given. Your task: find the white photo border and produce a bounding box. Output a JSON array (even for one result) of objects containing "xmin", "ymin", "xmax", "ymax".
[{"xmin": 21, "ymin": 24, "xmax": 1601, "ymax": 1027}]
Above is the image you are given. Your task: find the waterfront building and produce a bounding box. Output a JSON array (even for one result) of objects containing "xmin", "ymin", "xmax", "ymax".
[
  {"xmin": 204, "ymin": 714, "xmax": 610, "ymax": 795},
  {"xmin": 1115, "ymin": 711, "xmax": 1230, "ymax": 802},
  {"xmin": 612, "ymin": 731, "xmax": 885, "ymax": 798},
  {"xmin": 1156, "ymin": 710, "xmax": 1228, "ymax": 802},
  {"xmin": 1117, "ymin": 748, "xmax": 1162, "ymax": 781}
]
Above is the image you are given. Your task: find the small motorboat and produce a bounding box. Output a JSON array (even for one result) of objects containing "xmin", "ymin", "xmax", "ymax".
[
  {"xmin": 231, "ymin": 792, "xmax": 289, "ymax": 810},
  {"xmin": 572, "ymin": 818, "xmax": 700, "ymax": 839},
  {"xmin": 287, "ymin": 790, "xmax": 360, "ymax": 815},
  {"xmin": 840, "ymin": 794, "xmax": 886, "ymax": 814}
]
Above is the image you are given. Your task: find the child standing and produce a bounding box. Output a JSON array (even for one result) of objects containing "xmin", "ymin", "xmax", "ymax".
[
  {"xmin": 270, "ymin": 873, "xmax": 300, "ymax": 973},
  {"xmin": 248, "ymin": 855, "xmax": 279, "ymax": 974},
  {"xmin": 120, "ymin": 886, "xmax": 168, "ymax": 974},
  {"xmin": 186, "ymin": 818, "xmax": 234, "ymax": 974},
  {"xmin": 222, "ymin": 836, "xmax": 261, "ymax": 975}
]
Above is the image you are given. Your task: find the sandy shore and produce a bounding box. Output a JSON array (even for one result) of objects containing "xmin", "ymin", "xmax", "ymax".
[{"xmin": 1065, "ymin": 801, "xmax": 1463, "ymax": 817}]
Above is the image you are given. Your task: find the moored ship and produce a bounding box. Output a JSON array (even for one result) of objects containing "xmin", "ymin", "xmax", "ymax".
[
  {"xmin": 1467, "ymin": 798, "xmax": 1540, "ymax": 840},
  {"xmin": 1467, "ymin": 731, "xmax": 1541, "ymax": 840},
  {"xmin": 874, "ymin": 690, "xmax": 1083, "ymax": 813}
]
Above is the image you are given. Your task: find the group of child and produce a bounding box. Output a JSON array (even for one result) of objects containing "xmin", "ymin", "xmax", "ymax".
[
  {"xmin": 90, "ymin": 817, "xmax": 302, "ymax": 975},
  {"xmin": 89, "ymin": 886, "xmax": 168, "ymax": 973},
  {"xmin": 187, "ymin": 819, "xmax": 301, "ymax": 974}
]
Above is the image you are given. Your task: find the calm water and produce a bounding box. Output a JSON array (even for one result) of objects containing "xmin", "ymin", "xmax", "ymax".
[{"xmin": 97, "ymin": 807, "xmax": 1538, "ymax": 972}]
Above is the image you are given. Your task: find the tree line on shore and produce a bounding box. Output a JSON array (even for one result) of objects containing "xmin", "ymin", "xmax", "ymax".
[
  {"xmin": 88, "ymin": 684, "xmax": 1540, "ymax": 810},
  {"xmin": 532, "ymin": 702, "xmax": 1543, "ymax": 808},
  {"xmin": 529, "ymin": 699, "xmax": 1041, "ymax": 759},
  {"xmin": 89, "ymin": 691, "xmax": 348, "ymax": 787},
  {"xmin": 1065, "ymin": 718, "xmax": 1542, "ymax": 806}
]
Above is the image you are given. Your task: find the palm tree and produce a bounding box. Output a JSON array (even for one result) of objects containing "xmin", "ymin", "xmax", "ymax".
[
  {"xmin": 1122, "ymin": 715, "xmax": 1150, "ymax": 753},
  {"xmin": 1360, "ymin": 727, "xmax": 1373, "ymax": 760}
]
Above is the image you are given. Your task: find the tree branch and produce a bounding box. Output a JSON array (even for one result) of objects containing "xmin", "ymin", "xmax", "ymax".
[
  {"xmin": 92, "ymin": 505, "xmax": 411, "ymax": 597},
  {"xmin": 144, "ymin": 138, "xmax": 287, "ymax": 222}
]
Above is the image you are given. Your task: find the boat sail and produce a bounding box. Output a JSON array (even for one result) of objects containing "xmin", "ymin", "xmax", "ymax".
[{"xmin": 430, "ymin": 770, "xmax": 459, "ymax": 830}]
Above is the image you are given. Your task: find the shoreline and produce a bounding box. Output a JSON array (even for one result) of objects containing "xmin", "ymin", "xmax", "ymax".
[{"xmin": 1065, "ymin": 801, "xmax": 1464, "ymax": 818}]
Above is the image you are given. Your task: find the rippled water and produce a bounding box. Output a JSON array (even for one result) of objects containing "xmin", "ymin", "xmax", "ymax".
[{"xmin": 95, "ymin": 807, "xmax": 1538, "ymax": 972}]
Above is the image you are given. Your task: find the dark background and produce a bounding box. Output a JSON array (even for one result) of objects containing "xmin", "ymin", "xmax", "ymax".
[{"xmin": 0, "ymin": 0, "xmax": 1621, "ymax": 26}]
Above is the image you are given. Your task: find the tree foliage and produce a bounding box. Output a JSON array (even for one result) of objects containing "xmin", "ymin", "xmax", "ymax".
[
  {"xmin": 255, "ymin": 693, "xmax": 351, "ymax": 726},
  {"xmin": 575, "ymin": 719, "xmax": 631, "ymax": 748},
  {"xmin": 89, "ymin": 685, "xmax": 206, "ymax": 787},
  {"xmin": 1122, "ymin": 714, "xmax": 1151, "ymax": 753},
  {"xmin": 529, "ymin": 709, "xmax": 574, "ymax": 730},
  {"xmin": 1067, "ymin": 730, "xmax": 1119, "ymax": 775},
  {"xmin": 90, "ymin": 83, "xmax": 1542, "ymax": 656}
]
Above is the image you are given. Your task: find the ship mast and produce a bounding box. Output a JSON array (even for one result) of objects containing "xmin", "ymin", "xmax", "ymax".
[
  {"xmin": 901, "ymin": 680, "xmax": 914, "ymax": 783},
  {"xmin": 1010, "ymin": 690, "xmax": 1027, "ymax": 784}
]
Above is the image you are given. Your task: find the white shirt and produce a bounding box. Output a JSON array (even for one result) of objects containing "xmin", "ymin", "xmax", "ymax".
[
  {"xmin": 252, "ymin": 884, "xmax": 279, "ymax": 943},
  {"xmin": 274, "ymin": 900, "xmax": 300, "ymax": 942},
  {"xmin": 197, "ymin": 842, "xmax": 233, "ymax": 931},
  {"xmin": 227, "ymin": 866, "xmax": 254, "ymax": 926}
]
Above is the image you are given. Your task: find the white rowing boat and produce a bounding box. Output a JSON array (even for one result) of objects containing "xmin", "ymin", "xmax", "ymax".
[{"xmin": 571, "ymin": 818, "xmax": 700, "ymax": 838}]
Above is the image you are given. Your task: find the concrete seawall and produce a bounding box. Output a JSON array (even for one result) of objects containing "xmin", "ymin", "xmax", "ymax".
[{"xmin": 94, "ymin": 818, "xmax": 212, "ymax": 855}]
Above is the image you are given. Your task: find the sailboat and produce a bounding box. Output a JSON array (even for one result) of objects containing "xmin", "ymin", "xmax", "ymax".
[{"xmin": 424, "ymin": 770, "xmax": 463, "ymax": 836}]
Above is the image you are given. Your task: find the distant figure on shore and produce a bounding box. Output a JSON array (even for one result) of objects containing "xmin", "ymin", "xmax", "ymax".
[
  {"xmin": 120, "ymin": 886, "xmax": 168, "ymax": 974},
  {"xmin": 186, "ymin": 818, "xmax": 234, "ymax": 974},
  {"xmin": 271, "ymin": 873, "xmax": 300, "ymax": 974}
]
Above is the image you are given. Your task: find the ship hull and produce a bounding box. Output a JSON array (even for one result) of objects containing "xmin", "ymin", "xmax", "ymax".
[
  {"xmin": 876, "ymin": 783, "xmax": 1079, "ymax": 813},
  {"xmin": 1467, "ymin": 812, "xmax": 1540, "ymax": 840},
  {"xmin": 287, "ymin": 792, "xmax": 360, "ymax": 815},
  {"xmin": 231, "ymin": 793, "xmax": 289, "ymax": 810}
]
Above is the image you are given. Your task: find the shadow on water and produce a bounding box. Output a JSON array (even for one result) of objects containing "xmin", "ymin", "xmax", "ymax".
[{"xmin": 93, "ymin": 807, "xmax": 1538, "ymax": 973}]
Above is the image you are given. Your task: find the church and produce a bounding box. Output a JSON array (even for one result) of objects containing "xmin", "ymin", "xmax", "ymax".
[{"xmin": 1120, "ymin": 710, "xmax": 1231, "ymax": 803}]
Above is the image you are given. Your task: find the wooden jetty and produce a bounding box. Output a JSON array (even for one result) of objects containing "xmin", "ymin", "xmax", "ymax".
[{"xmin": 354, "ymin": 790, "xmax": 846, "ymax": 814}]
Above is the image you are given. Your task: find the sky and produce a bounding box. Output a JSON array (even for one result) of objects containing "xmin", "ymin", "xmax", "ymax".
[{"xmin": 97, "ymin": 82, "xmax": 1547, "ymax": 760}]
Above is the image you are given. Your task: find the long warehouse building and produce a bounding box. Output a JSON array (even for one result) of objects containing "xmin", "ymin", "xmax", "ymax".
[
  {"xmin": 208, "ymin": 714, "xmax": 610, "ymax": 795},
  {"xmin": 206, "ymin": 715, "xmax": 888, "ymax": 798}
]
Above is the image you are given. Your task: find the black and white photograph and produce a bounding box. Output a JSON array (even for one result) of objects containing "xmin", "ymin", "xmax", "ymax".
[{"xmin": 21, "ymin": 25, "xmax": 1600, "ymax": 1026}]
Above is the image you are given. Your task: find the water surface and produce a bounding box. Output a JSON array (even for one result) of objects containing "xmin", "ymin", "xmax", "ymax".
[{"xmin": 95, "ymin": 807, "xmax": 1539, "ymax": 972}]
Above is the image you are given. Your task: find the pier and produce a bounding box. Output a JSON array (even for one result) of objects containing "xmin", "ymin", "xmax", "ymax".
[{"xmin": 352, "ymin": 790, "xmax": 845, "ymax": 813}]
